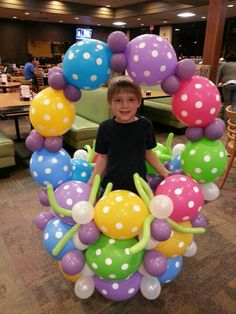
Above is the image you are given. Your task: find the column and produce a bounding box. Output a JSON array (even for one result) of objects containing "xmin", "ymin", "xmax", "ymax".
[{"xmin": 202, "ymin": 0, "xmax": 228, "ymax": 82}]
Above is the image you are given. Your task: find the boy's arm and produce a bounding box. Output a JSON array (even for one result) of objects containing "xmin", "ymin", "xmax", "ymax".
[
  {"xmin": 87, "ymin": 154, "xmax": 108, "ymax": 186},
  {"xmin": 145, "ymin": 149, "xmax": 169, "ymax": 177}
]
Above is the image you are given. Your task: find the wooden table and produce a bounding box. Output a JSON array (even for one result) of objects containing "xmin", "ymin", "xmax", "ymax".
[
  {"xmin": 0, "ymin": 82, "xmax": 21, "ymax": 93},
  {"xmin": 0, "ymin": 92, "xmax": 31, "ymax": 140},
  {"xmin": 140, "ymin": 89, "xmax": 169, "ymax": 115}
]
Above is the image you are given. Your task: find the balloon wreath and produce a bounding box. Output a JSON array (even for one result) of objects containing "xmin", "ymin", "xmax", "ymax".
[{"xmin": 26, "ymin": 31, "xmax": 227, "ymax": 301}]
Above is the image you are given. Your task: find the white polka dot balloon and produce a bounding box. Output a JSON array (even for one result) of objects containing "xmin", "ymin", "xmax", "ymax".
[
  {"xmin": 172, "ymin": 76, "xmax": 221, "ymax": 127},
  {"xmin": 125, "ymin": 34, "xmax": 177, "ymax": 85},
  {"xmin": 62, "ymin": 39, "xmax": 112, "ymax": 90}
]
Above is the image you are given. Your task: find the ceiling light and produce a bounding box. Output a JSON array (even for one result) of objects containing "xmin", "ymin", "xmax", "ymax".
[
  {"xmin": 163, "ymin": 20, "xmax": 168, "ymax": 24},
  {"xmin": 140, "ymin": 23, "xmax": 144, "ymax": 26},
  {"xmin": 201, "ymin": 16, "xmax": 206, "ymax": 19},
  {"xmin": 228, "ymin": 4, "xmax": 234, "ymax": 7},
  {"xmin": 59, "ymin": 20, "xmax": 63, "ymax": 23},
  {"xmin": 175, "ymin": 28, "xmax": 180, "ymax": 31},
  {"xmin": 24, "ymin": 12, "xmax": 30, "ymax": 15},
  {"xmin": 137, "ymin": 18, "xmax": 141, "ymax": 21},
  {"xmin": 12, "ymin": 16, "xmax": 17, "ymax": 19},
  {"xmin": 177, "ymin": 12, "xmax": 196, "ymax": 18},
  {"xmin": 75, "ymin": 17, "xmax": 79, "ymax": 20},
  {"xmin": 112, "ymin": 21, "xmax": 126, "ymax": 26}
]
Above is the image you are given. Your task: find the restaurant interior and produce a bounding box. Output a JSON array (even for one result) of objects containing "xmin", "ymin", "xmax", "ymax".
[{"xmin": 0, "ymin": 1, "xmax": 236, "ymax": 313}]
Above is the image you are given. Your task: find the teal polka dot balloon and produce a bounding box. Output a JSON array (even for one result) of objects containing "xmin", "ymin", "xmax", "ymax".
[{"xmin": 181, "ymin": 138, "xmax": 227, "ymax": 183}]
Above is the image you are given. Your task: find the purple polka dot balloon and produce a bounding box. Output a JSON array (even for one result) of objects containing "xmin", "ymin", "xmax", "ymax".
[
  {"xmin": 125, "ymin": 34, "xmax": 177, "ymax": 85},
  {"xmin": 107, "ymin": 31, "xmax": 129, "ymax": 53},
  {"xmin": 94, "ymin": 272, "xmax": 142, "ymax": 301},
  {"xmin": 54, "ymin": 180, "xmax": 91, "ymax": 225}
]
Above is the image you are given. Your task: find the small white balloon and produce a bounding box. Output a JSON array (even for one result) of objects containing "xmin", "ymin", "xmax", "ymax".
[
  {"xmin": 73, "ymin": 149, "xmax": 89, "ymax": 160},
  {"xmin": 74, "ymin": 276, "xmax": 95, "ymax": 299},
  {"xmin": 72, "ymin": 233, "xmax": 88, "ymax": 250},
  {"xmin": 138, "ymin": 263, "xmax": 150, "ymax": 276},
  {"xmin": 149, "ymin": 195, "xmax": 174, "ymax": 219},
  {"xmin": 140, "ymin": 275, "xmax": 161, "ymax": 300},
  {"xmin": 184, "ymin": 240, "xmax": 198, "ymax": 257},
  {"xmin": 172, "ymin": 143, "xmax": 185, "ymax": 156},
  {"xmin": 80, "ymin": 263, "xmax": 95, "ymax": 277},
  {"xmin": 138, "ymin": 231, "xmax": 159, "ymax": 249},
  {"xmin": 72, "ymin": 201, "xmax": 94, "ymax": 224},
  {"xmin": 200, "ymin": 182, "xmax": 219, "ymax": 201}
]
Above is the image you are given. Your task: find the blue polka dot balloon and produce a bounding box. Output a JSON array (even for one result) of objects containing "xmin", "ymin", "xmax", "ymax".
[
  {"xmin": 30, "ymin": 148, "xmax": 73, "ymax": 189},
  {"xmin": 71, "ymin": 158, "xmax": 93, "ymax": 183},
  {"xmin": 157, "ymin": 256, "xmax": 183, "ymax": 284},
  {"xmin": 43, "ymin": 217, "xmax": 77, "ymax": 260},
  {"xmin": 63, "ymin": 39, "xmax": 112, "ymax": 90}
]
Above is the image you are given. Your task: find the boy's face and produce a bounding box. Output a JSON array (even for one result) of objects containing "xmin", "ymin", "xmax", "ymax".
[{"xmin": 109, "ymin": 90, "xmax": 141, "ymax": 123}]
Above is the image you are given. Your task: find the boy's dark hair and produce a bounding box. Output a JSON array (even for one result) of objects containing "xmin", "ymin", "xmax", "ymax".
[{"xmin": 107, "ymin": 77, "xmax": 142, "ymax": 103}]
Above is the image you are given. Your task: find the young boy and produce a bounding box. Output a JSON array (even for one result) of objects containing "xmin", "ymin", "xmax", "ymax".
[{"xmin": 88, "ymin": 77, "xmax": 169, "ymax": 194}]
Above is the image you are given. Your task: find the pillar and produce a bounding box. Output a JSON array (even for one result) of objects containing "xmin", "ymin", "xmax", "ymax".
[{"xmin": 203, "ymin": 0, "xmax": 228, "ymax": 82}]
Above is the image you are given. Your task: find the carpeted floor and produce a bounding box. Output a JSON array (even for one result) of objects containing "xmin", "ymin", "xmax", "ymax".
[{"xmin": 0, "ymin": 117, "xmax": 236, "ymax": 314}]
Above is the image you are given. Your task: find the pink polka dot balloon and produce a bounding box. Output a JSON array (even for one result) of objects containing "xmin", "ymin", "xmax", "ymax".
[
  {"xmin": 125, "ymin": 34, "xmax": 177, "ymax": 85},
  {"xmin": 172, "ymin": 76, "xmax": 221, "ymax": 127},
  {"xmin": 155, "ymin": 174, "xmax": 204, "ymax": 222}
]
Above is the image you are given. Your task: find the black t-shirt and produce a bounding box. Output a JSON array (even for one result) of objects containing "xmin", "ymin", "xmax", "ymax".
[{"xmin": 95, "ymin": 115, "xmax": 156, "ymax": 193}]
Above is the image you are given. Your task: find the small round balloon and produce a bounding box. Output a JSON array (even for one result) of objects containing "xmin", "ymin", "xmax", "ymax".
[
  {"xmin": 125, "ymin": 34, "xmax": 177, "ymax": 85},
  {"xmin": 62, "ymin": 39, "xmax": 112, "ymax": 90}
]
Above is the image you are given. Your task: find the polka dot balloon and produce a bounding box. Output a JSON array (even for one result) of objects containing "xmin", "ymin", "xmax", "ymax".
[
  {"xmin": 62, "ymin": 39, "xmax": 112, "ymax": 90},
  {"xmin": 155, "ymin": 174, "xmax": 204, "ymax": 222},
  {"xmin": 29, "ymin": 87, "xmax": 75, "ymax": 137},
  {"xmin": 172, "ymin": 76, "xmax": 221, "ymax": 127},
  {"xmin": 181, "ymin": 138, "xmax": 227, "ymax": 183},
  {"xmin": 94, "ymin": 190, "xmax": 149, "ymax": 239},
  {"xmin": 30, "ymin": 148, "xmax": 72, "ymax": 189},
  {"xmin": 85, "ymin": 234, "xmax": 144, "ymax": 280},
  {"xmin": 71, "ymin": 158, "xmax": 93, "ymax": 183},
  {"xmin": 125, "ymin": 34, "xmax": 177, "ymax": 85},
  {"xmin": 94, "ymin": 272, "xmax": 142, "ymax": 301},
  {"xmin": 54, "ymin": 181, "xmax": 91, "ymax": 225},
  {"xmin": 157, "ymin": 256, "xmax": 183, "ymax": 284},
  {"xmin": 43, "ymin": 217, "xmax": 76, "ymax": 260},
  {"xmin": 156, "ymin": 222, "xmax": 193, "ymax": 258}
]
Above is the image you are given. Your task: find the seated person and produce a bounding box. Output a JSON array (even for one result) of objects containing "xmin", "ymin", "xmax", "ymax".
[{"xmin": 24, "ymin": 56, "xmax": 39, "ymax": 81}]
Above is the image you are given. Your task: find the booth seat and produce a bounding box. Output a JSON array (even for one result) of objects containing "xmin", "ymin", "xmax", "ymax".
[
  {"xmin": 0, "ymin": 130, "xmax": 15, "ymax": 178},
  {"xmin": 63, "ymin": 87, "xmax": 111, "ymax": 149},
  {"xmin": 141, "ymin": 85, "xmax": 186, "ymax": 129}
]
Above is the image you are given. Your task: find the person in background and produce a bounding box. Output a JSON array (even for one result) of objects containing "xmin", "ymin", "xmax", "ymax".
[
  {"xmin": 3, "ymin": 62, "xmax": 14, "ymax": 74},
  {"xmin": 87, "ymin": 77, "xmax": 169, "ymax": 194},
  {"xmin": 24, "ymin": 55, "xmax": 39, "ymax": 81},
  {"xmin": 217, "ymin": 53, "xmax": 236, "ymax": 121}
]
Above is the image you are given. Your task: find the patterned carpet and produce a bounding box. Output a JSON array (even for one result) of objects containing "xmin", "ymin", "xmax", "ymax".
[{"xmin": 0, "ymin": 117, "xmax": 236, "ymax": 314}]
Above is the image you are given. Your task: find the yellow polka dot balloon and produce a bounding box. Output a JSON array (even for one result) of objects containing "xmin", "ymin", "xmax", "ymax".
[
  {"xmin": 94, "ymin": 190, "xmax": 149, "ymax": 239},
  {"xmin": 30, "ymin": 87, "xmax": 75, "ymax": 137},
  {"xmin": 155, "ymin": 222, "xmax": 193, "ymax": 258}
]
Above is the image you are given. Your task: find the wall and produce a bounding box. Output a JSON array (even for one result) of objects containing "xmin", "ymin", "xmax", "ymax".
[{"xmin": 0, "ymin": 18, "xmax": 116, "ymax": 65}]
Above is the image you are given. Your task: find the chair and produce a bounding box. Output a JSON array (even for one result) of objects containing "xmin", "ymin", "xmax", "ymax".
[
  {"xmin": 36, "ymin": 75, "xmax": 45, "ymax": 92},
  {"xmin": 219, "ymin": 105, "xmax": 236, "ymax": 188}
]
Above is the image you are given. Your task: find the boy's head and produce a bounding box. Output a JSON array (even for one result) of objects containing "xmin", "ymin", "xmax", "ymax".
[
  {"xmin": 107, "ymin": 77, "xmax": 142, "ymax": 104},
  {"xmin": 107, "ymin": 76, "xmax": 143, "ymax": 123}
]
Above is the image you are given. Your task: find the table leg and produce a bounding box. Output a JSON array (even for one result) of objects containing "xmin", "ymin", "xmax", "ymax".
[{"xmin": 14, "ymin": 116, "xmax": 21, "ymax": 140}]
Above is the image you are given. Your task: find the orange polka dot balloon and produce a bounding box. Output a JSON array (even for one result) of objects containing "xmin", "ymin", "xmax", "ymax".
[
  {"xmin": 94, "ymin": 190, "xmax": 149, "ymax": 239},
  {"xmin": 155, "ymin": 222, "xmax": 193, "ymax": 258},
  {"xmin": 29, "ymin": 87, "xmax": 75, "ymax": 137}
]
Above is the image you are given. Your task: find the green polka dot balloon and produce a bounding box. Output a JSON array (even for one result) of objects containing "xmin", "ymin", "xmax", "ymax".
[
  {"xmin": 181, "ymin": 138, "xmax": 227, "ymax": 183},
  {"xmin": 146, "ymin": 143, "xmax": 172, "ymax": 174},
  {"xmin": 85, "ymin": 234, "xmax": 144, "ymax": 280}
]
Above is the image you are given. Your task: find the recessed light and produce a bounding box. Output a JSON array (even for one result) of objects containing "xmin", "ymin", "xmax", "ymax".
[
  {"xmin": 177, "ymin": 12, "xmax": 196, "ymax": 17},
  {"xmin": 112, "ymin": 21, "xmax": 126, "ymax": 26},
  {"xmin": 75, "ymin": 17, "xmax": 79, "ymax": 20},
  {"xmin": 140, "ymin": 23, "xmax": 144, "ymax": 26},
  {"xmin": 175, "ymin": 28, "xmax": 180, "ymax": 31},
  {"xmin": 163, "ymin": 20, "xmax": 168, "ymax": 23},
  {"xmin": 12, "ymin": 16, "xmax": 17, "ymax": 19},
  {"xmin": 137, "ymin": 18, "xmax": 141, "ymax": 21},
  {"xmin": 24, "ymin": 12, "xmax": 30, "ymax": 15},
  {"xmin": 97, "ymin": 23, "xmax": 101, "ymax": 26},
  {"xmin": 228, "ymin": 4, "xmax": 234, "ymax": 8},
  {"xmin": 59, "ymin": 20, "xmax": 63, "ymax": 23},
  {"xmin": 201, "ymin": 16, "xmax": 206, "ymax": 19}
]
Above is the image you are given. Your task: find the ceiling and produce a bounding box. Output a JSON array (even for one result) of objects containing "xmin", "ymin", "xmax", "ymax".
[{"xmin": 0, "ymin": 0, "xmax": 236, "ymax": 28}]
